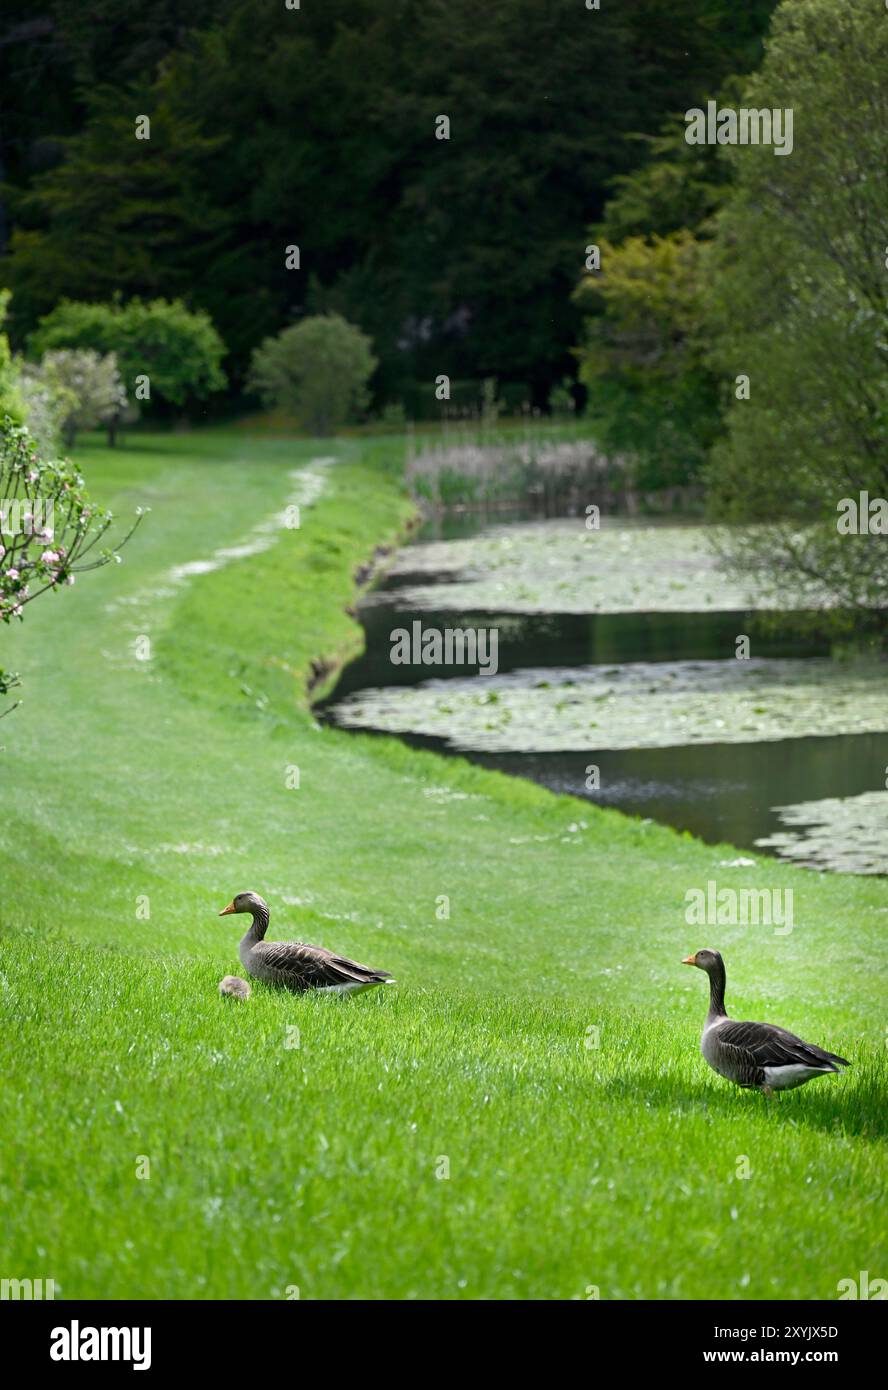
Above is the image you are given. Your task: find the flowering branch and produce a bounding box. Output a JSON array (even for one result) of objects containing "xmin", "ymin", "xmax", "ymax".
[{"xmin": 0, "ymin": 417, "xmax": 146, "ymax": 715}]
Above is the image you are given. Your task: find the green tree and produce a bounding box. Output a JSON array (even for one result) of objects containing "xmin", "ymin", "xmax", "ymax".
[
  {"xmin": 247, "ymin": 315, "xmax": 376, "ymax": 435},
  {"xmin": 0, "ymin": 291, "xmax": 28, "ymax": 427},
  {"xmin": 1, "ymin": 294, "xmax": 73, "ymax": 451},
  {"xmin": 572, "ymin": 83, "xmax": 760, "ymax": 488},
  {"xmin": 29, "ymin": 298, "xmax": 226, "ymax": 440},
  {"xmin": 575, "ymin": 231, "xmax": 718, "ymax": 489},
  {"xmin": 705, "ymin": 0, "xmax": 888, "ymax": 637},
  {"xmin": 4, "ymin": 80, "xmax": 227, "ymax": 331},
  {"xmin": 32, "ymin": 349, "xmax": 127, "ymax": 448},
  {"xmin": 1, "ymin": 0, "xmax": 779, "ymax": 398},
  {"xmin": 18, "ymin": 364, "xmax": 79, "ymax": 455}
]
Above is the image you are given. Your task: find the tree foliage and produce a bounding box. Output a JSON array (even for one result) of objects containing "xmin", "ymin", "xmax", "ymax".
[
  {"xmin": 248, "ymin": 315, "xmax": 377, "ymax": 435},
  {"xmin": 575, "ymin": 229, "xmax": 719, "ymax": 489},
  {"xmin": 30, "ymin": 349, "xmax": 127, "ymax": 447},
  {"xmin": 0, "ymin": 291, "xmax": 26, "ymax": 427},
  {"xmin": 704, "ymin": 0, "xmax": 888, "ymax": 635},
  {"xmin": 28, "ymin": 298, "xmax": 227, "ymax": 420},
  {"xmin": 572, "ymin": 87, "xmax": 755, "ymax": 489},
  {"xmin": 3, "ymin": 81, "xmax": 227, "ymax": 335},
  {"xmin": 0, "ymin": 0, "xmax": 779, "ymax": 403}
]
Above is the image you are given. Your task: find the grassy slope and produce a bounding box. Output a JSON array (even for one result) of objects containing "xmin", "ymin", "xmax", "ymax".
[{"xmin": 0, "ymin": 428, "xmax": 885, "ymax": 1300}]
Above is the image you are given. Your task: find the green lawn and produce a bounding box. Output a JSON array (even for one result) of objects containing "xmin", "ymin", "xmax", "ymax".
[{"xmin": 0, "ymin": 427, "xmax": 885, "ymax": 1300}]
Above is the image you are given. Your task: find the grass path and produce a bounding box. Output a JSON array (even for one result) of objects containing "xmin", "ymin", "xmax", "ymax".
[{"xmin": 0, "ymin": 428, "xmax": 885, "ymax": 1299}]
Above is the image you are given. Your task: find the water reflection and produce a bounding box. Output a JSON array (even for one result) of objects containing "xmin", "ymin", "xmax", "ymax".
[{"xmin": 322, "ymin": 516, "xmax": 888, "ymax": 868}]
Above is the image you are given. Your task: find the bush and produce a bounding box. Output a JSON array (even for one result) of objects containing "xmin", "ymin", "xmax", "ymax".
[
  {"xmin": 29, "ymin": 298, "xmax": 227, "ymax": 437},
  {"xmin": 17, "ymin": 367, "xmax": 77, "ymax": 455},
  {"xmin": 247, "ymin": 314, "xmax": 376, "ymax": 434},
  {"xmin": 379, "ymin": 402, "xmax": 407, "ymax": 429},
  {"xmin": 27, "ymin": 350, "xmax": 127, "ymax": 448},
  {"xmin": 0, "ymin": 292, "xmax": 27, "ymax": 429}
]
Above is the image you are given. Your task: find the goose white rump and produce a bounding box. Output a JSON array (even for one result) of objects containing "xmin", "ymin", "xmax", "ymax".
[{"xmin": 685, "ymin": 950, "xmax": 849, "ymax": 1096}]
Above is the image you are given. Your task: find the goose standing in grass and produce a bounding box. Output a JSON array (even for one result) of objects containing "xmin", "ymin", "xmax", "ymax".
[
  {"xmin": 219, "ymin": 892, "xmax": 395, "ymax": 994},
  {"xmin": 682, "ymin": 949, "xmax": 850, "ymax": 1096}
]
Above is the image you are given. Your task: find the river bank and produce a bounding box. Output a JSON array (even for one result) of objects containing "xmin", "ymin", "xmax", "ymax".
[{"xmin": 0, "ymin": 427, "xmax": 884, "ymax": 1299}]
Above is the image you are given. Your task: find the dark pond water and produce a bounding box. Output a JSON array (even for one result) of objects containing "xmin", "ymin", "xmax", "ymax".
[
  {"xmin": 322, "ymin": 516, "xmax": 888, "ymax": 861},
  {"xmin": 331, "ymin": 604, "xmax": 829, "ymax": 696}
]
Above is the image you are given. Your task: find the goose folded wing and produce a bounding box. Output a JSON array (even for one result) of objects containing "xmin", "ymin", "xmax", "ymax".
[
  {"xmin": 255, "ymin": 942, "xmax": 390, "ymax": 986},
  {"xmin": 716, "ymin": 1020, "xmax": 849, "ymax": 1070}
]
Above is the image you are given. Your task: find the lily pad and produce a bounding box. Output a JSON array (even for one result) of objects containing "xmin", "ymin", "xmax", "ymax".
[
  {"xmin": 373, "ymin": 519, "xmax": 836, "ymax": 616},
  {"xmin": 330, "ymin": 657, "xmax": 888, "ymax": 753},
  {"xmin": 755, "ymin": 791, "xmax": 888, "ymax": 874}
]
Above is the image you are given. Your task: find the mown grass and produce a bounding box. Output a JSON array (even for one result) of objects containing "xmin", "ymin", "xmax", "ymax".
[{"xmin": 0, "ymin": 427, "xmax": 885, "ymax": 1300}]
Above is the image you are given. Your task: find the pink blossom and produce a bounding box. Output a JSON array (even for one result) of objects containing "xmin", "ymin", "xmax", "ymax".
[
  {"xmin": 41, "ymin": 550, "xmax": 60, "ymax": 564},
  {"xmin": 5, "ymin": 568, "xmax": 20, "ymax": 581}
]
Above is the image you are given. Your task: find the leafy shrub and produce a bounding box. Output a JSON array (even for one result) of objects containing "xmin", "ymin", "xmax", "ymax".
[
  {"xmin": 29, "ymin": 298, "xmax": 227, "ymax": 435},
  {"xmin": 27, "ymin": 350, "xmax": 127, "ymax": 447},
  {"xmin": 247, "ymin": 314, "xmax": 377, "ymax": 434},
  {"xmin": 0, "ymin": 292, "xmax": 26, "ymax": 429}
]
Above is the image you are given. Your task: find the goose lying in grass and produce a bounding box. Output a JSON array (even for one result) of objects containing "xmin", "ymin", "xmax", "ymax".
[
  {"xmin": 219, "ymin": 891, "xmax": 395, "ymax": 994},
  {"xmin": 219, "ymin": 975, "xmax": 251, "ymax": 1000},
  {"xmin": 682, "ymin": 949, "xmax": 850, "ymax": 1096}
]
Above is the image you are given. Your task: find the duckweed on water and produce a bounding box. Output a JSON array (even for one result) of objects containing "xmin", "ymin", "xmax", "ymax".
[
  {"xmin": 381, "ymin": 520, "xmax": 836, "ymax": 616},
  {"xmin": 332, "ymin": 657, "xmax": 888, "ymax": 754}
]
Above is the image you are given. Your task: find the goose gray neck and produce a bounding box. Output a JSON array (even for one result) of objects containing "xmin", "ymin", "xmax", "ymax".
[
  {"xmin": 706, "ymin": 957, "xmax": 727, "ymax": 1021},
  {"xmin": 243, "ymin": 902, "xmax": 270, "ymax": 944}
]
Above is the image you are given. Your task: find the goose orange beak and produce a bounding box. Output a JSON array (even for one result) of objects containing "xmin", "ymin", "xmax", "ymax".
[
  {"xmin": 681, "ymin": 953, "xmax": 698, "ymax": 965},
  {"xmin": 219, "ymin": 901, "xmax": 236, "ymax": 916}
]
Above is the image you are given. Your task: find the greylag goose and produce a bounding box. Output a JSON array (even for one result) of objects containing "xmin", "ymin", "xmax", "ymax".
[
  {"xmin": 219, "ymin": 892, "xmax": 395, "ymax": 994},
  {"xmin": 219, "ymin": 975, "xmax": 252, "ymax": 1000},
  {"xmin": 682, "ymin": 949, "xmax": 850, "ymax": 1095}
]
